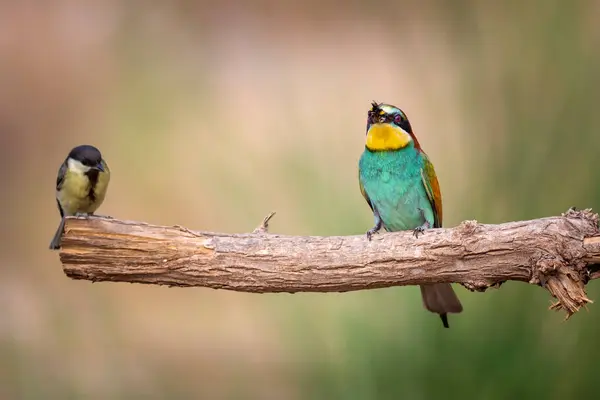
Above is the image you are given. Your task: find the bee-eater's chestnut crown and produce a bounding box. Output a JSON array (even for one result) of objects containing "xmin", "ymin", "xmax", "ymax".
[{"xmin": 365, "ymin": 101, "xmax": 418, "ymax": 151}]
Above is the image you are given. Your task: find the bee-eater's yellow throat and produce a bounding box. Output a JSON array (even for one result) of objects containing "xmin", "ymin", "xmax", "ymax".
[{"xmin": 365, "ymin": 123, "xmax": 412, "ymax": 151}]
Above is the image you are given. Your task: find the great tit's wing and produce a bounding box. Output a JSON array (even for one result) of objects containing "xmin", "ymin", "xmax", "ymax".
[
  {"xmin": 55, "ymin": 160, "xmax": 68, "ymax": 217},
  {"xmin": 420, "ymin": 151, "xmax": 443, "ymax": 228},
  {"xmin": 56, "ymin": 160, "xmax": 67, "ymax": 191}
]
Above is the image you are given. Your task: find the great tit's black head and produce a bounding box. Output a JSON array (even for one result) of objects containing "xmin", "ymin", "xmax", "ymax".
[{"xmin": 68, "ymin": 145, "xmax": 105, "ymax": 171}]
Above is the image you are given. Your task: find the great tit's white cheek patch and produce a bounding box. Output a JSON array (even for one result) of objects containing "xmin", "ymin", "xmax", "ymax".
[{"xmin": 67, "ymin": 158, "xmax": 91, "ymax": 174}]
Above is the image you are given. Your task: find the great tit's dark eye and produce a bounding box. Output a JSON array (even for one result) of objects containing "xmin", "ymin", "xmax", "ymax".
[{"xmin": 394, "ymin": 113, "xmax": 403, "ymax": 124}]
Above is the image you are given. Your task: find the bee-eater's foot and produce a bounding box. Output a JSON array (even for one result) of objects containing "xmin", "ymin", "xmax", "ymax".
[
  {"xmin": 413, "ymin": 221, "xmax": 431, "ymax": 238},
  {"xmin": 413, "ymin": 208, "xmax": 431, "ymax": 238},
  {"xmin": 366, "ymin": 218, "xmax": 383, "ymax": 241},
  {"xmin": 366, "ymin": 209, "xmax": 383, "ymax": 241},
  {"xmin": 366, "ymin": 228, "xmax": 378, "ymax": 241}
]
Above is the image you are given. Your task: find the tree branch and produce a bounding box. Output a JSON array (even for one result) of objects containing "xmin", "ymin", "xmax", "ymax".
[{"xmin": 58, "ymin": 208, "xmax": 600, "ymax": 318}]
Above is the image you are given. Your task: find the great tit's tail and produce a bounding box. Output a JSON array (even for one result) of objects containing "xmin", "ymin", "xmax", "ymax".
[
  {"xmin": 49, "ymin": 217, "xmax": 66, "ymax": 250},
  {"xmin": 420, "ymin": 283, "xmax": 463, "ymax": 328}
]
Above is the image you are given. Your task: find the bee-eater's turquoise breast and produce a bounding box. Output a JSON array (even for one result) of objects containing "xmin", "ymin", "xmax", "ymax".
[{"xmin": 358, "ymin": 146, "xmax": 435, "ymax": 231}]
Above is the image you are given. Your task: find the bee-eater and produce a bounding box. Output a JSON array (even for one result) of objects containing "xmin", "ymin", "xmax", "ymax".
[{"xmin": 358, "ymin": 101, "xmax": 463, "ymax": 328}]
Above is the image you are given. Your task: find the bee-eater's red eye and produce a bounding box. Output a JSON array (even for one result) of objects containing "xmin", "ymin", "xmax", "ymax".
[{"xmin": 394, "ymin": 114, "xmax": 403, "ymax": 124}]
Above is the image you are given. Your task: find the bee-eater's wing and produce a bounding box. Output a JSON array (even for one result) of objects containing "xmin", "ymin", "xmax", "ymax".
[
  {"xmin": 420, "ymin": 153, "xmax": 462, "ymax": 324},
  {"xmin": 358, "ymin": 171, "xmax": 374, "ymax": 212},
  {"xmin": 420, "ymin": 152, "xmax": 443, "ymax": 228}
]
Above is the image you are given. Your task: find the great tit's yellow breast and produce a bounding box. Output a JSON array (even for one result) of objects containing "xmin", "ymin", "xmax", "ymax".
[
  {"xmin": 57, "ymin": 167, "xmax": 110, "ymax": 215},
  {"xmin": 366, "ymin": 123, "xmax": 412, "ymax": 151}
]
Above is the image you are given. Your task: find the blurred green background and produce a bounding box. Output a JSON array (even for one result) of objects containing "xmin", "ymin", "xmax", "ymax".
[{"xmin": 1, "ymin": 0, "xmax": 600, "ymax": 398}]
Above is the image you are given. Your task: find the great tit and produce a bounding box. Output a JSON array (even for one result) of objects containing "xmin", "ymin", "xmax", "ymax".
[{"xmin": 49, "ymin": 145, "xmax": 111, "ymax": 250}]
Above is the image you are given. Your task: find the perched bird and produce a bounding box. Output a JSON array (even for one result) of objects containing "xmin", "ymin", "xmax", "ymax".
[
  {"xmin": 358, "ymin": 102, "xmax": 462, "ymax": 328},
  {"xmin": 49, "ymin": 145, "xmax": 111, "ymax": 250}
]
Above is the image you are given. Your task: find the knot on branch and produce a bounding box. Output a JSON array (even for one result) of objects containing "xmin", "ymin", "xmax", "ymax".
[
  {"xmin": 457, "ymin": 219, "xmax": 481, "ymax": 235},
  {"xmin": 532, "ymin": 253, "xmax": 592, "ymax": 319},
  {"xmin": 562, "ymin": 207, "xmax": 600, "ymax": 233}
]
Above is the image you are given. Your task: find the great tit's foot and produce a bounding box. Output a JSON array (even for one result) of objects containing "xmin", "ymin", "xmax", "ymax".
[
  {"xmin": 74, "ymin": 212, "xmax": 91, "ymax": 218},
  {"xmin": 88, "ymin": 214, "xmax": 113, "ymax": 219}
]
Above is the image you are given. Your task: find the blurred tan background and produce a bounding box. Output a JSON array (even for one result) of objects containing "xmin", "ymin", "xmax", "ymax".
[{"xmin": 1, "ymin": 0, "xmax": 600, "ymax": 398}]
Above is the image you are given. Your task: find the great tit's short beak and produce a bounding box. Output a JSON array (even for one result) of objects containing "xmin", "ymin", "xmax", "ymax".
[{"xmin": 95, "ymin": 162, "xmax": 105, "ymax": 172}]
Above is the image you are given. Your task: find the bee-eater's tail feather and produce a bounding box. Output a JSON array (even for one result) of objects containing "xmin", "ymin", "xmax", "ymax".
[
  {"xmin": 49, "ymin": 217, "xmax": 66, "ymax": 250},
  {"xmin": 440, "ymin": 313, "xmax": 449, "ymax": 328},
  {"xmin": 420, "ymin": 283, "xmax": 463, "ymax": 328}
]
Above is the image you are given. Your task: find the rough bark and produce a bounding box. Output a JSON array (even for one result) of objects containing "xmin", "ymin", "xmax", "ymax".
[{"xmin": 58, "ymin": 208, "xmax": 600, "ymax": 318}]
